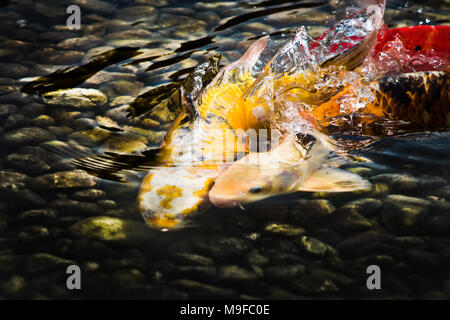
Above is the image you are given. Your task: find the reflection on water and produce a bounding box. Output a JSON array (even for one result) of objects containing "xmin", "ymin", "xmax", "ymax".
[{"xmin": 0, "ymin": 0, "xmax": 449, "ymax": 299}]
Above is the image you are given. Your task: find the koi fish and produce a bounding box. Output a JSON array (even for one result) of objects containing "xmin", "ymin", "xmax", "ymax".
[
  {"xmin": 314, "ymin": 26, "xmax": 450, "ymax": 129},
  {"xmin": 209, "ymin": 131, "xmax": 371, "ymax": 207},
  {"xmin": 137, "ymin": 36, "xmax": 270, "ymax": 230},
  {"xmin": 209, "ymin": 22, "xmax": 450, "ymax": 208},
  {"xmin": 138, "ymin": 2, "xmax": 386, "ymax": 229}
]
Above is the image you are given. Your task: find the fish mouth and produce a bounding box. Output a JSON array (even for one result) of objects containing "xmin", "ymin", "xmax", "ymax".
[{"xmin": 208, "ymin": 192, "xmax": 244, "ymax": 208}]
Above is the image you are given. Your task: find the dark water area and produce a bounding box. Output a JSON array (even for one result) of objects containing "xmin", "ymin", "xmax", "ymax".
[{"xmin": 0, "ymin": 0, "xmax": 449, "ymax": 300}]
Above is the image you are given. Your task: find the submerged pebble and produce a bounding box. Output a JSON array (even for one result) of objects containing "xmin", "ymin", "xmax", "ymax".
[
  {"xmin": 42, "ymin": 89, "xmax": 108, "ymax": 108},
  {"xmin": 1, "ymin": 127, "xmax": 56, "ymax": 146},
  {"xmin": 70, "ymin": 216, "xmax": 157, "ymax": 245},
  {"xmin": 29, "ymin": 170, "xmax": 98, "ymax": 190},
  {"xmin": 371, "ymin": 173, "xmax": 446, "ymax": 192}
]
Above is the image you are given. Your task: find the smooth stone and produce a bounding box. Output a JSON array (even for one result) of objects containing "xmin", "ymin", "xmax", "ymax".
[
  {"xmin": 298, "ymin": 236, "xmax": 337, "ymax": 256},
  {"xmin": 31, "ymin": 115, "xmax": 55, "ymax": 127},
  {"xmin": 291, "ymin": 199, "xmax": 336, "ymax": 228},
  {"xmin": 99, "ymin": 80, "xmax": 142, "ymax": 97},
  {"xmin": 17, "ymin": 209, "xmax": 58, "ymax": 222},
  {"xmin": 113, "ymin": 269, "xmax": 147, "ymax": 285},
  {"xmin": 17, "ymin": 103, "xmax": 45, "ymax": 118},
  {"xmin": 170, "ymin": 252, "xmax": 214, "ymax": 266},
  {"xmin": 309, "ymin": 268, "xmax": 356, "ymax": 286},
  {"xmin": 157, "ymin": 14, "xmax": 196, "ymax": 28},
  {"xmin": 12, "ymin": 189, "xmax": 47, "ymax": 207},
  {"xmin": 171, "ymin": 266, "xmax": 216, "ymax": 282},
  {"xmin": 39, "ymin": 49, "xmax": 84, "ymax": 65},
  {"xmin": 0, "ymin": 254, "xmax": 26, "ymax": 272},
  {"xmin": 426, "ymin": 196, "xmax": 450, "ymax": 213},
  {"xmin": 336, "ymin": 230, "xmax": 390, "ymax": 256},
  {"xmin": 0, "ymin": 104, "xmax": 17, "ymax": 119},
  {"xmin": 68, "ymin": 128, "xmax": 111, "ymax": 147},
  {"xmin": 96, "ymin": 115, "xmax": 121, "ymax": 130},
  {"xmin": 242, "ymin": 22, "xmax": 275, "ymax": 34},
  {"xmin": 191, "ymin": 236, "xmax": 251, "ymax": 261},
  {"xmin": 72, "ymin": 118, "xmax": 97, "ymax": 131},
  {"xmin": 73, "ymin": 0, "xmax": 117, "ymax": 15},
  {"xmin": 2, "ymin": 113, "xmax": 30, "ymax": 129},
  {"xmin": 56, "ymin": 36, "xmax": 103, "ymax": 51},
  {"xmin": 34, "ymin": 2, "xmax": 66, "ymax": 20},
  {"xmin": 341, "ymin": 198, "xmax": 383, "ymax": 217},
  {"xmin": 29, "ymin": 170, "xmax": 97, "ymax": 189},
  {"xmin": 42, "ymin": 89, "xmax": 107, "ymax": 108},
  {"xmin": 1, "ymin": 127, "xmax": 55, "ymax": 146},
  {"xmin": 385, "ymin": 194, "xmax": 432, "ymax": 208},
  {"xmin": 70, "ymin": 216, "xmax": 157, "ymax": 245},
  {"xmin": 390, "ymin": 236, "xmax": 425, "ymax": 246},
  {"xmin": 431, "ymin": 185, "xmax": 450, "ymax": 200},
  {"xmin": 380, "ymin": 196, "xmax": 430, "ymax": 232},
  {"xmin": 406, "ymin": 249, "xmax": 439, "ymax": 269},
  {"xmin": 292, "ymin": 275, "xmax": 340, "ymax": 294},
  {"xmin": 334, "ymin": 208, "xmax": 377, "ymax": 233},
  {"xmin": 50, "ymin": 199, "xmax": 103, "ymax": 216},
  {"xmin": 27, "ymin": 253, "xmax": 76, "ymax": 273},
  {"xmin": 109, "ymin": 97, "xmax": 132, "ymax": 108},
  {"xmin": 135, "ymin": 0, "xmax": 168, "ymax": 6},
  {"xmin": 371, "ymin": 173, "xmax": 446, "ymax": 192},
  {"xmin": 47, "ymin": 126, "xmax": 73, "ymax": 137},
  {"xmin": 247, "ymin": 250, "xmax": 270, "ymax": 266},
  {"xmin": 216, "ymin": 265, "xmax": 259, "ymax": 283},
  {"xmin": 17, "ymin": 225, "xmax": 50, "ymax": 243},
  {"xmin": 194, "ymin": 1, "xmax": 237, "ymax": 10},
  {"xmin": 264, "ymin": 223, "xmax": 306, "ymax": 237},
  {"xmin": 115, "ymin": 6, "xmax": 159, "ymax": 22},
  {"xmin": 7, "ymin": 148, "xmax": 52, "ymax": 175},
  {"xmin": 38, "ymin": 31, "xmax": 79, "ymax": 43},
  {"xmin": 0, "ymin": 63, "xmax": 29, "ymax": 78},
  {"xmin": 0, "ymin": 170, "xmax": 29, "ymax": 192},
  {"xmin": 101, "ymin": 134, "xmax": 149, "ymax": 155},
  {"xmin": 424, "ymin": 215, "xmax": 450, "ymax": 236},
  {"xmin": 71, "ymin": 189, "xmax": 107, "ymax": 201},
  {"xmin": 369, "ymin": 183, "xmax": 390, "ymax": 197},
  {"xmin": 195, "ymin": 11, "xmax": 221, "ymax": 26},
  {"xmin": 170, "ymin": 279, "xmax": 237, "ymax": 299},
  {"xmin": 264, "ymin": 265, "xmax": 306, "ymax": 283},
  {"xmin": 82, "ymin": 46, "xmax": 114, "ymax": 63},
  {"xmin": 1, "ymin": 276, "xmax": 28, "ymax": 298},
  {"xmin": 106, "ymin": 29, "xmax": 153, "ymax": 40},
  {"xmin": 1, "ymin": 39, "xmax": 32, "ymax": 51},
  {"xmin": 99, "ymin": 200, "xmax": 117, "ymax": 209}
]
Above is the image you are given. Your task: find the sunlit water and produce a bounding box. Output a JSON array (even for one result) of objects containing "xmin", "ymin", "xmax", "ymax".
[{"xmin": 0, "ymin": 0, "xmax": 449, "ymax": 299}]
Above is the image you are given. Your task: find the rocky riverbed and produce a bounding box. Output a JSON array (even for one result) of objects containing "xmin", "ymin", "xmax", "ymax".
[{"xmin": 0, "ymin": 0, "xmax": 450, "ymax": 299}]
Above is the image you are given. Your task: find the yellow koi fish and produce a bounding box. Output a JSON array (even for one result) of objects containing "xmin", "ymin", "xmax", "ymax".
[{"xmin": 137, "ymin": 36, "xmax": 270, "ymax": 230}]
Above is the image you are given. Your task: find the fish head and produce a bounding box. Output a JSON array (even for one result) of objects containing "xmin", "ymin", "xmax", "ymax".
[
  {"xmin": 209, "ymin": 133, "xmax": 323, "ymax": 207},
  {"xmin": 209, "ymin": 163, "xmax": 300, "ymax": 207}
]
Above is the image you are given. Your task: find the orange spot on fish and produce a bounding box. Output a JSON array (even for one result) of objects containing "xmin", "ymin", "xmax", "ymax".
[
  {"xmin": 146, "ymin": 214, "xmax": 179, "ymax": 229},
  {"xmin": 156, "ymin": 185, "xmax": 183, "ymax": 209}
]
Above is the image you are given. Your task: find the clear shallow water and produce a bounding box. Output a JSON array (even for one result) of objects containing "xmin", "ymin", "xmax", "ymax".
[{"xmin": 0, "ymin": 0, "xmax": 449, "ymax": 299}]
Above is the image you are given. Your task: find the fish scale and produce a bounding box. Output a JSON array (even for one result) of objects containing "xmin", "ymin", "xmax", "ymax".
[{"xmin": 314, "ymin": 70, "xmax": 450, "ymax": 129}]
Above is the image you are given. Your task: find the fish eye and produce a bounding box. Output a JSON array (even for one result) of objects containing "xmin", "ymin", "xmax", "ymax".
[
  {"xmin": 249, "ymin": 186, "xmax": 264, "ymax": 194},
  {"xmin": 296, "ymin": 133, "xmax": 316, "ymax": 150}
]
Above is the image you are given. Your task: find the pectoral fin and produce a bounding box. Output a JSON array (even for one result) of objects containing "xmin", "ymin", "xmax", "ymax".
[{"xmin": 297, "ymin": 167, "xmax": 372, "ymax": 192}]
